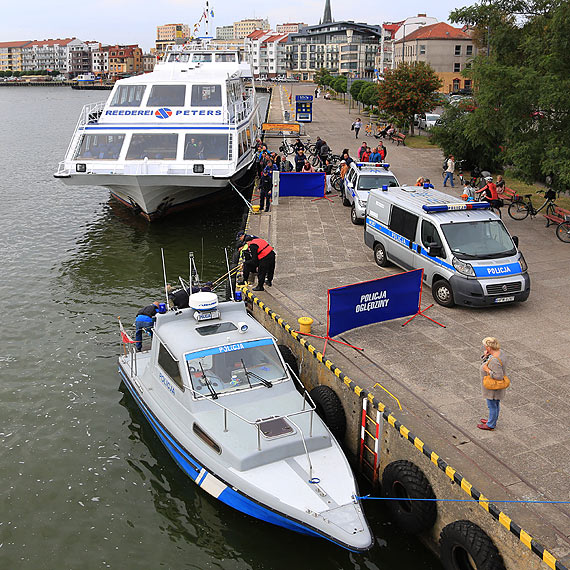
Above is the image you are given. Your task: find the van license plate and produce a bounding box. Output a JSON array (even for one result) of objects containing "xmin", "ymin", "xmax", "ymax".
[{"xmin": 494, "ymin": 296, "xmax": 514, "ymax": 303}]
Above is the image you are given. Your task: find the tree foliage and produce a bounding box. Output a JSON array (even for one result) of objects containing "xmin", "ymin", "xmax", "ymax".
[
  {"xmin": 349, "ymin": 80, "xmax": 368, "ymax": 102},
  {"xmin": 446, "ymin": 0, "xmax": 570, "ymax": 187},
  {"xmin": 377, "ymin": 62, "xmax": 442, "ymax": 135}
]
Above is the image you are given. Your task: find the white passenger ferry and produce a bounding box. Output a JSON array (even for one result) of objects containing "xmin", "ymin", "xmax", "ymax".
[{"xmin": 55, "ymin": 42, "xmax": 260, "ymax": 219}]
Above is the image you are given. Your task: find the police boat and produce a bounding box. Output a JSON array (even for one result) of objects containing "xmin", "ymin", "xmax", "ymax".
[
  {"xmin": 55, "ymin": 40, "xmax": 260, "ymax": 220},
  {"xmin": 118, "ymin": 269, "xmax": 372, "ymax": 550}
]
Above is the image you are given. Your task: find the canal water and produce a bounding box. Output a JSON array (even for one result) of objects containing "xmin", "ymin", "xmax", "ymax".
[{"xmin": 0, "ymin": 87, "xmax": 441, "ymax": 569}]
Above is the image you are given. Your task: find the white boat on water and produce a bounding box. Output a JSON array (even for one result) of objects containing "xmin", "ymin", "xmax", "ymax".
[
  {"xmin": 55, "ymin": 41, "xmax": 261, "ymax": 219},
  {"xmin": 118, "ymin": 267, "xmax": 372, "ymax": 550}
]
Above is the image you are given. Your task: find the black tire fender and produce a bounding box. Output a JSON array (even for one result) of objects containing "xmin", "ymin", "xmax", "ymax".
[
  {"xmin": 381, "ymin": 460, "xmax": 437, "ymax": 534},
  {"xmin": 309, "ymin": 385, "xmax": 346, "ymax": 440},
  {"xmin": 277, "ymin": 344, "xmax": 299, "ymax": 378},
  {"xmin": 440, "ymin": 520, "xmax": 506, "ymax": 570}
]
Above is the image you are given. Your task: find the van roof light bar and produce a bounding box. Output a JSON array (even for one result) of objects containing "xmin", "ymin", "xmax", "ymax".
[
  {"xmin": 422, "ymin": 202, "xmax": 491, "ymax": 213},
  {"xmin": 356, "ymin": 162, "xmax": 390, "ymax": 170}
]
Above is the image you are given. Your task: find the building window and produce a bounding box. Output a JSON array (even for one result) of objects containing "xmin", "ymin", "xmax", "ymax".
[
  {"xmin": 464, "ymin": 79, "xmax": 472, "ymax": 91},
  {"xmin": 454, "ymin": 63, "xmax": 461, "ymax": 72},
  {"xmin": 419, "ymin": 45, "xmax": 426, "ymax": 55},
  {"xmin": 454, "ymin": 45, "xmax": 461, "ymax": 56},
  {"xmin": 466, "ymin": 45, "xmax": 473, "ymax": 56}
]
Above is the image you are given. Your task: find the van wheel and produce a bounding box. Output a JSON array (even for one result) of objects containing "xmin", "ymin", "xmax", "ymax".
[
  {"xmin": 374, "ymin": 243, "xmax": 388, "ymax": 267},
  {"xmin": 433, "ymin": 280, "xmax": 455, "ymax": 307},
  {"xmin": 351, "ymin": 205, "xmax": 363, "ymax": 225},
  {"xmin": 342, "ymin": 189, "xmax": 351, "ymax": 207}
]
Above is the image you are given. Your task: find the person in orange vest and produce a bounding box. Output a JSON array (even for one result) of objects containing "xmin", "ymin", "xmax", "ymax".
[{"xmin": 236, "ymin": 232, "xmax": 275, "ymax": 291}]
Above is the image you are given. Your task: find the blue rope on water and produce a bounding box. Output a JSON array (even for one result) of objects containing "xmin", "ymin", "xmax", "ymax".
[{"xmin": 356, "ymin": 496, "xmax": 570, "ymax": 504}]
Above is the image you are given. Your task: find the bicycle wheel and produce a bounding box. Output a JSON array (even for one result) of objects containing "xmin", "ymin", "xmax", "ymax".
[
  {"xmin": 556, "ymin": 221, "xmax": 570, "ymax": 242},
  {"xmin": 508, "ymin": 201, "xmax": 530, "ymax": 220},
  {"xmin": 331, "ymin": 174, "xmax": 342, "ymax": 191}
]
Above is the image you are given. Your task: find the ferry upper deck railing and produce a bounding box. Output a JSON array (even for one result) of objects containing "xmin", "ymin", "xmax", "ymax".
[{"xmin": 120, "ymin": 337, "xmax": 318, "ymax": 477}]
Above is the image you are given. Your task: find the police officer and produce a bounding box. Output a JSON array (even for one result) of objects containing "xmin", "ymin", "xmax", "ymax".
[
  {"xmin": 247, "ymin": 236, "xmax": 276, "ymax": 291},
  {"xmin": 134, "ymin": 301, "xmax": 159, "ymax": 351},
  {"xmin": 236, "ymin": 231, "xmax": 257, "ymax": 286}
]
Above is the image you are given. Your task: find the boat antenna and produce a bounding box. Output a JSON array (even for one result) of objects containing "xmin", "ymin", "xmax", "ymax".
[
  {"xmin": 161, "ymin": 248, "xmax": 169, "ymax": 307},
  {"xmin": 201, "ymin": 237, "xmax": 204, "ymax": 279},
  {"xmin": 224, "ymin": 247, "xmax": 235, "ymax": 301},
  {"xmin": 189, "ymin": 251, "xmax": 195, "ymax": 292}
]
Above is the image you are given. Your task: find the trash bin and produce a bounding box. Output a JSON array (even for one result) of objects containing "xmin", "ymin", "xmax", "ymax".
[{"xmin": 284, "ymin": 111, "xmax": 290, "ymax": 121}]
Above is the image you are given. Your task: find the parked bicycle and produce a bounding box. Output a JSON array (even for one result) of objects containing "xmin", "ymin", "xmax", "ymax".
[
  {"xmin": 507, "ymin": 189, "xmax": 557, "ymax": 221},
  {"xmin": 556, "ymin": 215, "xmax": 570, "ymax": 242}
]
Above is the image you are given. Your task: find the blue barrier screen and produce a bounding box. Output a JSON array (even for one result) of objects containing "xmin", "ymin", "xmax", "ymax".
[
  {"xmin": 279, "ymin": 172, "xmax": 325, "ymax": 198},
  {"xmin": 327, "ymin": 269, "xmax": 423, "ymax": 337}
]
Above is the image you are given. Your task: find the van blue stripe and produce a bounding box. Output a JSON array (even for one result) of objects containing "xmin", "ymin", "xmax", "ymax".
[{"xmin": 117, "ymin": 365, "xmax": 362, "ymax": 550}]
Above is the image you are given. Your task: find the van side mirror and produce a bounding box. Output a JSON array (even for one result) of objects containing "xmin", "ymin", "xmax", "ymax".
[
  {"xmin": 512, "ymin": 235, "xmax": 519, "ymax": 247},
  {"xmin": 427, "ymin": 242, "xmax": 443, "ymax": 257}
]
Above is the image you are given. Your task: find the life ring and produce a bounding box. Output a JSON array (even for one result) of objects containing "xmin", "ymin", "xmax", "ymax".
[
  {"xmin": 309, "ymin": 385, "xmax": 346, "ymax": 440},
  {"xmin": 440, "ymin": 520, "xmax": 506, "ymax": 570},
  {"xmin": 381, "ymin": 460, "xmax": 437, "ymax": 534},
  {"xmin": 277, "ymin": 344, "xmax": 299, "ymax": 378}
]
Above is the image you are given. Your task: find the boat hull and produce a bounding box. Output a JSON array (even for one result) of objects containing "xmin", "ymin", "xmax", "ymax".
[{"xmin": 118, "ymin": 363, "xmax": 371, "ymax": 551}]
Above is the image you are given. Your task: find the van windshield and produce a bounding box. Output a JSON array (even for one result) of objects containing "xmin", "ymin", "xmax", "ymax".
[
  {"xmin": 441, "ymin": 220, "xmax": 516, "ymax": 259},
  {"xmin": 358, "ymin": 175, "xmax": 399, "ymax": 191}
]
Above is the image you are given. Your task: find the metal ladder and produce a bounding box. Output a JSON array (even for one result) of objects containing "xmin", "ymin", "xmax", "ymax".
[{"xmin": 359, "ymin": 398, "xmax": 381, "ymax": 487}]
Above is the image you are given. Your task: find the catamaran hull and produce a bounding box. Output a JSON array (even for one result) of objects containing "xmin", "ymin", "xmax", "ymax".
[
  {"xmin": 118, "ymin": 364, "xmax": 372, "ymax": 551},
  {"xmin": 57, "ymin": 166, "xmax": 254, "ymax": 220}
]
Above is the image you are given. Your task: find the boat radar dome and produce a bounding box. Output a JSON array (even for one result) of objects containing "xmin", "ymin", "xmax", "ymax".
[{"xmin": 189, "ymin": 292, "xmax": 219, "ymax": 321}]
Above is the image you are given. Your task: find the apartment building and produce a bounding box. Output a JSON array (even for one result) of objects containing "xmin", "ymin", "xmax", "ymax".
[
  {"xmin": 0, "ymin": 41, "xmax": 31, "ymax": 72},
  {"xmin": 155, "ymin": 23, "xmax": 190, "ymax": 54},
  {"xmin": 107, "ymin": 44, "xmax": 143, "ymax": 79},
  {"xmin": 143, "ymin": 53, "xmax": 156, "ymax": 73},
  {"xmin": 21, "ymin": 38, "xmax": 74, "ymax": 73},
  {"xmin": 233, "ymin": 18, "xmax": 269, "ymax": 39},
  {"xmin": 216, "ymin": 25, "xmax": 235, "ymax": 40},
  {"xmin": 276, "ymin": 23, "xmax": 306, "ymax": 34},
  {"xmin": 393, "ymin": 22, "xmax": 478, "ymax": 92},
  {"xmin": 245, "ymin": 30, "xmax": 288, "ymax": 78},
  {"xmin": 286, "ymin": 21, "xmax": 383, "ymax": 81}
]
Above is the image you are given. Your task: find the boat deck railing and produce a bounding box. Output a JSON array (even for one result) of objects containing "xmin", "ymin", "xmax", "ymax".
[{"xmin": 121, "ymin": 337, "xmax": 318, "ymax": 478}]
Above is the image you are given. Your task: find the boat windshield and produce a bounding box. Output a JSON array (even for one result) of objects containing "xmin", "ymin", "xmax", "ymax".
[
  {"xmin": 441, "ymin": 220, "xmax": 516, "ymax": 259},
  {"xmin": 185, "ymin": 338, "xmax": 287, "ymax": 397}
]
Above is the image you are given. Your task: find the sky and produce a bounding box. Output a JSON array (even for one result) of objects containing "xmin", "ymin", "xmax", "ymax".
[{"xmin": 2, "ymin": 0, "xmax": 475, "ymax": 51}]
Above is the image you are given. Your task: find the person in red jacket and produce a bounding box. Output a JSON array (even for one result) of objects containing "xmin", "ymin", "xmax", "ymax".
[
  {"xmin": 361, "ymin": 145, "xmax": 371, "ymax": 162},
  {"xmin": 236, "ymin": 232, "xmax": 276, "ymax": 291},
  {"xmin": 476, "ymin": 176, "xmax": 500, "ymax": 204}
]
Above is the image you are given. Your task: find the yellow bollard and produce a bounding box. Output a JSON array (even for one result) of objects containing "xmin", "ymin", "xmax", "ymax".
[
  {"xmin": 252, "ymin": 205, "xmax": 260, "ymax": 213},
  {"xmin": 298, "ymin": 316, "xmax": 313, "ymax": 334}
]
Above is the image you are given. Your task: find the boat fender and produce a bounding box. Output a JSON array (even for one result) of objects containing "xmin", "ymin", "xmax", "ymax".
[
  {"xmin": 309, "ymin": 385, "xmax": 346, "ymax": 441},
  {"xmin": 277, "ymin": 344, "xmax": 299, "ymax": 378},
  {"xmin": 381, "ymin": 460, "xmax": 437, "ymax": 534},
  {"xmin": 439, "ymin": 520, "xmax": 506, "ymax": 570}
]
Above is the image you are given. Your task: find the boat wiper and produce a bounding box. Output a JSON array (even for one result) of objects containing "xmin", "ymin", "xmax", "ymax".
[
  {"xmin": 199, "ymin": 361, "xmax": 218, "ymax": 399},
  {"xmin": 240, "ymin": 358, "xmax": 272, "ymax": 388}
]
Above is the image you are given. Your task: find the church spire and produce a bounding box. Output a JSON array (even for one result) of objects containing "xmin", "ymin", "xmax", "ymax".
[{"xmin": 322, "ymin": 0, "xmax": 333, "ymax": 24}]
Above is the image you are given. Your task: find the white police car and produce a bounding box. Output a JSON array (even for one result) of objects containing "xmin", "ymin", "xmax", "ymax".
[{"xmin": 342, "ymin": 162, "xmax": 399, "ymax": 224}]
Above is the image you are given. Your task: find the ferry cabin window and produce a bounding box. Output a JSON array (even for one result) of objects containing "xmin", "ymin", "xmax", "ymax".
[
  {"xmin": 147, "ymin": 85, "xmax": 186, "ymax": 107},
  {"xmin": 168, "ymin": 53, "xmax": 190, "ymax": 62},
  {"xmin": 110, "ymin": 85, "xmax": 146, "ymax": 107},
  {"xmin": 389, "ymin": 205, "xmax": 418, "ymax": 243},
  {"xmin": 183, "ymin": 134, "xmax": 229, "ymax": 160},
  {"xmin": 192, "ymin": 53, "xmax": 212, "ymax": 62},
  {"xmin": 75, "ymin": 134, "xmax": 125, "ymax": 160},
  {"xmin": 126, "ymin": 134, "xmax": 178, "ymax": 160},
  {"xmin": 158, "ymin": 343, "xmax": 183, "ymax": 390},
  {"xmin": 191, "ymin": 85, "xmax": 222, "ymax": 107},
  {"xmin": 216, "ymin": 53, "xmax": 236, "ymax": 63}
]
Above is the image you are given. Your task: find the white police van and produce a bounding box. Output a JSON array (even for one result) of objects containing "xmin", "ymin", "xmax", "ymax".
[
  {"xmin": 364, "ymin": 185, "xmax": 530, "ymax": 307},
  {"xmin": 343, "ymin": 162, "xmax": 399, "ymax": 225}
]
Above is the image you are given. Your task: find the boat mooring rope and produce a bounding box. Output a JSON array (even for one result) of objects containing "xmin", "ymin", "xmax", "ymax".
[{"xmin": 356, "ymin": 496, "xmax": 570, "ymax": 505}]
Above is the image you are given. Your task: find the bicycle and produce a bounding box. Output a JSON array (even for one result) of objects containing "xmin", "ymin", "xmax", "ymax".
[
  {"xmin": 441, "ymin": 159, "xmax": 466, "ymax": 185},
  {"xmin": 475, "ymin": 192, "xmax": 502, "ymax": 218},
  {"xmin": 556, "ymin": 215, "xmax": 570, "ymax": 242},
  {"xmin": 278, "ymin": 139, "xmax": 294, "ymax": 156},
  {"xmin": 507, "ymin": 189, "xmax": 557, "ymax": 221}
]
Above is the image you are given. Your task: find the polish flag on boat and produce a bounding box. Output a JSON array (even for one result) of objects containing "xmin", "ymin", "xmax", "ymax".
[{"xmin": 118, "ymin": 319, "xmax": 134, "ymax": 344}]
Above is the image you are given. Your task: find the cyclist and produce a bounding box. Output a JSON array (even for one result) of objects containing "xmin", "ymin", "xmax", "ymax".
[{"xmin": 476, "ymin": 176, "xmax": 502, "ymax": 209}]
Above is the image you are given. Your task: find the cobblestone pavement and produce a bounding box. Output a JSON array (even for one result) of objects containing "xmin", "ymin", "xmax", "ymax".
[{"xmin": 250, "ymin": 83, "xmax": 570, "ymax": 564}]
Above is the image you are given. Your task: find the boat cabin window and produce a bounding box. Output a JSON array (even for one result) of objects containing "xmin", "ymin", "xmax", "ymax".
[
  {"xmin": 126, "ymin": 134, "xmax": 178, "ymax": 160},
  {"xmin": 168, "ymin": 53, "xmax": 190, "ymax": 62},
  {"xmin": 192, "ymin": 424, "xmax": 221, "ymax": 454},
  {"xmin": 110, "ymin": 85, "xmax": 146, "ymax": 107},
  {"xmin": 147, "ymin": 85, "xmax": 186, "ymax": 107},
  {"xmin": 158, "ymin": 343, "xmax": 184, "ymax": 390},
  {"xmin": 185, "ymin": 338, "xmax": 287, "ymax": 398},
  {"xmin": 196, "ymin": 322, "xmax": 238, "ymax": 336},
  {"xmin": 192, "ymin": 53, "xmax": 212, "ymax": 62},
  {"xmin": 191, "ymin": 85, "xmax": 222, "ymax": 107},
  {"xmin": 216, "ymin": 53, "xmax": 236, "ymax": 63},
  {"xmin": 75, "ymin": 134, "xmax": 125, "ymax": 160},
  {"xmin": 184, "ymin": 134, "xmax": 229, "ymax": 160}
]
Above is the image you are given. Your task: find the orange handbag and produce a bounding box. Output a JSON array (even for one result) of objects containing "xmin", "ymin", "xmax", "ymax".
[{"xmin": 483, "ymin": 357, "xmax": 510, "ymax": 390}]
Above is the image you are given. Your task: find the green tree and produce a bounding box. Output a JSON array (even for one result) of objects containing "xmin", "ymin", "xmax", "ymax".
[
  {"xmin": 349, "ymin": 79, "xmax": 368, "ymax": 104},
  {"xmin": 377, "ymin": 62, "xmax": 442, "ymax": 135},
  {"xmin": 360, "ymin": 83, "xmax": 379, "ymax": 110},
  {"xmin": 314, "ymin": 67, "xmax": 333, "ymax": 87},
  {"xmin": 448, "ymin": 0, "xmax": 570, "ymax": 187}
]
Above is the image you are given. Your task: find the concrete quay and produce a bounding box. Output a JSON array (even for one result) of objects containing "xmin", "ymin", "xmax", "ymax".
[{"xmin": 245, "ymin": 83, "xmax": 570, "ymax": 568}]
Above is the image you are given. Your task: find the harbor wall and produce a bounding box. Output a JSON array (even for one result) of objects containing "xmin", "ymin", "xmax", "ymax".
[{"xmin": 242, "ymin": 289, "xmax": 558, "ymax": 570}]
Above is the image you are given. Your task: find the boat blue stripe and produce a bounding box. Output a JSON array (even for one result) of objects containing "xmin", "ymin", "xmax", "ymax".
[
  {"xmin": 185, "ymin": 338, "xmax": 273, "ymax": 361},
  {"xmin": 117, "ymin": 365, "xmax": 363, "ymax": 551}
]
